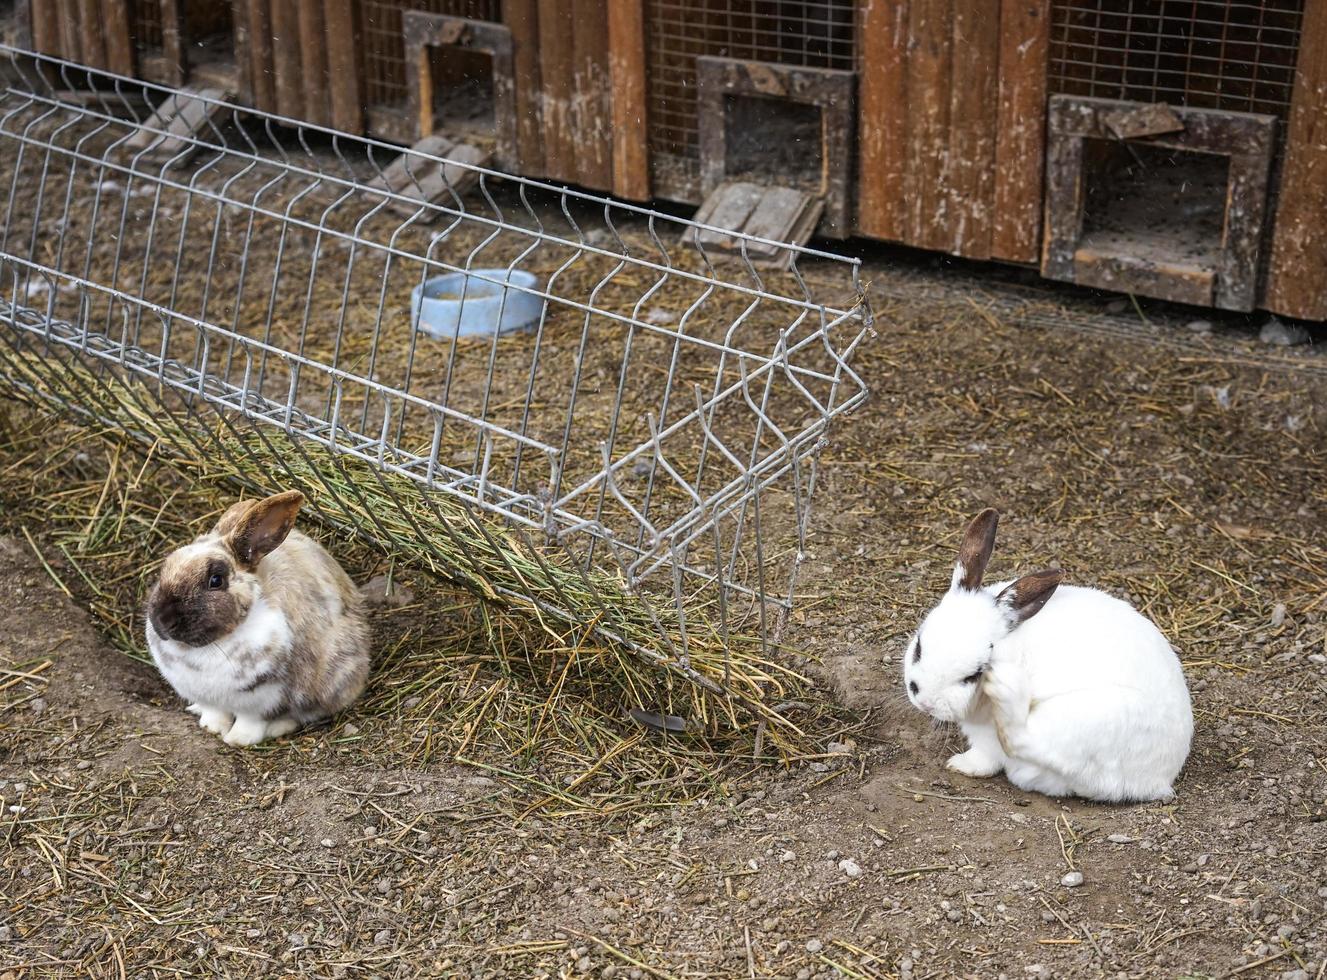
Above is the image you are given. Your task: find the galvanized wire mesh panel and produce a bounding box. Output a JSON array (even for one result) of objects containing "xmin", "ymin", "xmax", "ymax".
[
  {"xmin": 1049, "ymin": 0, "xmax": 1306, "ymax": 119},
  {"xmin": 0, "ymin": 48, "xmax": 870, "ymax": 723},
  {"xmin": 361, "ymin": 0, "xmax": 503, "ymax": 114},
  {"xmin": 645, "ymin": 0, "xmax": 857, "ymax": 199}
]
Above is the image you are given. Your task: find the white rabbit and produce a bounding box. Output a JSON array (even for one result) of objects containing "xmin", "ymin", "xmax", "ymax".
[{"xmin": 903, "ymin": 508, "xmax": 1193, "ymax": 802}]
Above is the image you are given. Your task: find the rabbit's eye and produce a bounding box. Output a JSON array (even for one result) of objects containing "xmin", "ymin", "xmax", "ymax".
[
  {"xmin": 962, "ymin": 668, "xmax": 984, "ymax": 684},
  {"xmin": 912, "ymin": 639, "xmax": 922, "ymax": 664},
  {"xmin": 207, "ymin": 573, "xmax": 226, "ymax": 590}
]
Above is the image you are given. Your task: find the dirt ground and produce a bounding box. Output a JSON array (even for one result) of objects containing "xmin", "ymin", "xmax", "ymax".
[{"xmin": 3, "ymin": 249, "xmax": 1325, "ymax": 979}]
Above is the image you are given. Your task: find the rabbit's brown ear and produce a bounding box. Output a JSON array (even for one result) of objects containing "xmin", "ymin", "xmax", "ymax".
[
  {"xmin": 952, "ymin": 508, "xmax": 999, "ymax": 592},
  {"xmin": 996, "ymin": 569, "xmax": 1063, "ymax": 627},
  {"xmin": 224, "ymin": 490, "xmax": 304, "ymax": 568}
]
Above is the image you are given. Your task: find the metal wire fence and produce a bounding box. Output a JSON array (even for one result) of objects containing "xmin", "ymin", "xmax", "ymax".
[{"xmin": 0, "ymin": 47, "xmax": 871, "ymax": 733}]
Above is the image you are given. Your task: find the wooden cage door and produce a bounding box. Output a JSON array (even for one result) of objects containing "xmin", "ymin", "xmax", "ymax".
[
  {"xmin": 28, "ymin": 0, "xmax": 135, "ymax": 75},
  {"xmin": 1265, "ymin": 0, "xmax": 1327, "ymax": 321},
  {"xmin": 858, "ymin": 0, "xmax": 1050, "ymax": 263}
]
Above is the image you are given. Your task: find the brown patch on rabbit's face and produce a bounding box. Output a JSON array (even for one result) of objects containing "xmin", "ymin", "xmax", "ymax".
[{"xmin": 147, "ymin": 543, "xmax": 252, "ymax": 647}]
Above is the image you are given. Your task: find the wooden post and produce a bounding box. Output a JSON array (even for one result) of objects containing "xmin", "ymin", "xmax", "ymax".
[
  {"xmin": 858, "ymin": 0, "xmax": 910, "ymax": 240},
  {"xmin": 323, "ymin": 0, "xmax": 363, "ymax": 133},
  {"xmin": 608, "ymin": 0, "xmax": 649, "ymax": 200},
  {"xmin": 1265, "ymin": 0, "xmax": 1327, "ymax": 319},
  {"xmin": 991, "ymin": 0, "xmax": 1051, "ymax": 263},
  {"xmin": 502, "ymin": 0, "xmax": 542, "ymax": 175},
  {"xmin": 100, "ymin": 0, "xmax": 135, "ymax": 75},
  {"xmin": 270, "ymin": 0, "xmax": 304, "ymax": 119},
  {"xmin": 296, "ymin": 0, "xmax": 330, "ymax": 126}
]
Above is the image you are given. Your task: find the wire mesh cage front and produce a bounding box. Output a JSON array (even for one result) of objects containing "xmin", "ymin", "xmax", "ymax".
[
  {"xmin": 645, "ymin": 0, "xmax": 858, "ymax": 201},
  {"xmin": 0, "ymin": 47, "xmax": 870, "ymax": 738},
  {"xmin": 1049, "ymin": 0, "xmax": 1306, "ymax": 121},
  {"xmin": 360, "ymin": 0, "xmax": 504, "ymax": 128}
]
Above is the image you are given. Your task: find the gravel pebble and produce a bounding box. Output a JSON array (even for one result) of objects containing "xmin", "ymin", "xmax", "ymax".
[
  {"xmin": 1271, "ymin": 603, "xmax": 1287, "ymax": 628},
  {"xmin": 1061, "ymin": 871, "xmax": 1084, "ymax": 888},
  {"xmin": 1107, "ymin": 834, "xmax": 1135, "ymax": 844},
  {"xmin": 838, "ymin": 859, "xmax": 862, "ymax": 878},
  {"xmin": 1185, "ymin": 319, "xmax": 1213, "ymax": 334},
  {"xmin": 805, "ymin": 939, "xmax": 823, "ymax": 953}
]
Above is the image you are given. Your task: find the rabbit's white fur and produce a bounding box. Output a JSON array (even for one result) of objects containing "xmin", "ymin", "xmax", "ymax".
[{"xmin": 904, "ymin": 510, "xmax": 1193, "ymax": 803}]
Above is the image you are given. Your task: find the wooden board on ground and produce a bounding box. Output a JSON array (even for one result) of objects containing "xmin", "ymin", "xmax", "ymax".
[
  {"xmin": 122, "ymin": 87, "xmax": 233, "ymax": 166},
  {"xmin": 682, "ymin": 181, "xmax": 824, "ymax": 270},
  {"xmin": 367, "ymin": 135, "xmax": 493, "ymax": 221}
]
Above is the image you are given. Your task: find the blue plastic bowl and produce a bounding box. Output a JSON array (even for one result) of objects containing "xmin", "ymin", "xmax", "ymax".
[{"xmin": 410, "ymin": 269, "xmax": 542, "ymax": 340}]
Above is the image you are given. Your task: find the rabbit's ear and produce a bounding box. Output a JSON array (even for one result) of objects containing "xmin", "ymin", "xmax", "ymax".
[
  {"xmin": 996, "ymin": 569, "xmax": 1063, "ymax": 627},
  {"xmin": 224, "ymin": 490, "xmax": 304, "ymax": 568},
  {"xmin": 951, "ymin": 508, "xmax": 999, "ymax": 592}
]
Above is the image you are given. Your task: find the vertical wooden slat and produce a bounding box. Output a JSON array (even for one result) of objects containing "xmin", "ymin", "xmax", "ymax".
[
  {"xmin": 607, "ymin": 0, "xmax": 649, "ymax": 200},
  {"xmin": 857, "ymin": 0, "xmax": 911, "ymax": 240},
  {"xmin": 76, "ymin": 0, "xmax": 106, "ymax": 68},
  {"xmin": 323, "ymin": 0, "xmax": 363, "ymax": 133},
  {"xmin": 55, "ymin": 0, "xmax": 82, "ymax": 64},
  {"xmin": 296, "ymin": 0, "xmax": 330, "ymax": 126},
  {"xmin": 29, "ymin": 0, "xmax": 61, "ymax": 57},
  {"xmin": 100, "ymin": 0, "xmax": 135, "ymax": 75},
  {"xmin": 571, "ymin": 0, "xmax": 613, "ymax": 191},
  {"xmin": 233, "ymin": 0, "xmax": 254, "ymax": 105},
  {"xmin": 991, "ymin": 0, "xmax": 1051, "ymax": 263},
  {"xmin": 1265, "ymin": 0, "xmax": 1327, "ymax": 319},
  {"xmin": 905, "ymin": 0, "xmax": 953, "ymax": 250},
  {"xmin": 270, "ymin": 0, "xmax": 304, "ymax": 119},
  {"xmin": 536, "ymin": 0, "xmax": 574, "ymax": 182},
  {"xmin": 945, "ymin": 0, "xmax": 1000, "ymax": 258},
  {"xmin": 161, "ymin": 0, "xmax": 185, "ymax": 85},
  {"xmin": 502, "ymin": 0, "xmax": 542, "ymax": 175},
  {"xmin": 244, "ymin": 0, "xmax": 275, "ymax": 112}
]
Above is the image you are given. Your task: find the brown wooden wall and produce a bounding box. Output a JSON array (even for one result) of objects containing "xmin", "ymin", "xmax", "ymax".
[
  {"xmin": 1265, "ymin": 0, "xmax": 1327, "ymax": 322},
  {"xmin": 28, "ymin": 0, "xmax": 135, "ymax": 76},
  {"xmin": 857, "ymin": 0, "xmax": 1050, "ymax": 263}
]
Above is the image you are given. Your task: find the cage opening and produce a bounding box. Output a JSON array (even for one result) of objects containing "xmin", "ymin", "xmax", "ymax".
[
  {"xmin": 1080, "ymin": 140, "xmax": 1230, "ymax": 273},
  {"xmin": 183, "ymin": 0, "xmax": 236, "ymax": 89},
  {"xmin": 723, "ymin": 94, "xmax": 824, "ymax": 193},
  {"xmin": 427, "ymin": 45, "xmax": 497, "ymax": 142}
]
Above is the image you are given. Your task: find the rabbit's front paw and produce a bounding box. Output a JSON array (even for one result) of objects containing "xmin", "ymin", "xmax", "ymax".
[
  {"xmin": 191, "ymin": 705, "xmax": 234, "ymax": 736},
  {"xmin": 222, "ymin": 715, "xmax": 268, "ymax": 747},
  {"xmin": 947, "ymin": 748, "xmax": 1003, "ymax": 778}
]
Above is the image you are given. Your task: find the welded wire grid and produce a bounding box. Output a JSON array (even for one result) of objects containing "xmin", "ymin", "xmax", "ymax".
[
  {"xmin": 645, "ymin": 0, "xmax": 857, "ymax": 198},
  {"xmin": 0, "ymin": 48, "xmax": 870, "ymax": 708},
  {"xmin": 1049, "ymin": 0, "xmax": 1306, "ymax": 119},
  {"xmin": 360, "ymin": 0, "xmax": 502, "ymax": 114}
]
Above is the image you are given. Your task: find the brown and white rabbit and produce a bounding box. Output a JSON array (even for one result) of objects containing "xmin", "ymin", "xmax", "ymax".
[{"xmin": 145, "ymin": 490, "xmax": 369, "ymax": 747}]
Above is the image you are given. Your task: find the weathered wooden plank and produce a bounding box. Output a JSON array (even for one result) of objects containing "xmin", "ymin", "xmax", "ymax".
[
  {"xmin": 1101, "ymin": 102, "xmax": 1184, "ymax": 139},
  {"xmin": 296, "ymin": 0, "xmax": 329, "ymax": 126},
  {"xmin": 607, "ymin": 0, "xmax": 649, "ymax": 200},
  {"xmin": 535, "ymin": 0, "xmax": 574, "ymax": 182},
  {"xmin": 323, "ymin": 0, "xmax": 362, "ymax": 133},
  {"xmin": 123, "ymin": 86, "xmax": 233, "ymax": 164},
  {"xmin": 248, "ymin": 0, "xmax": 277, "ymax": 112},
  {"xmin": 857, "ymin": 0, "xmax": 910, "ymax": 240},
  {"xmin": 500, "ymin": 0, "xmax": 541, "ymax": 174},
  {"xmin": 160, "ymin": 0, "xmax": 185, "ymax": 86},
  {"xmin": 1265, "ymin": 0, "xmax": 1327, "ymax": 319},
  {"xmin": 76, "ymin": 0, "xmax": 106, "ymax": 68},
  {"xmin": 571, "ymin": 0, "xmax": 613, "ymax": 191},
  {"xmin": 270, "ymin": 0, "xmax": 304, "ymax": 120},
  {"xmin": 100, "ymin": 0, "xmax": 135, "ymax": 75},
  {"xmin": 905, "ymin": 0, "xmax": 953, "ymax": 251},
  {"xmin": 945, "ymin": 0, "xmax": 999, "ymax": 258},
  {"xmin": 29, "ymin": 0, "xmax": 61, "ymax": 58},
  {"xmin": 368, "ymin": 136, "xmax": 492, "ymax": 219},
  {"xmin": 55, "ymin": 0, "xmax": 82, "ymax": 64},
  {"xmin": 992, "ymin": 0, "xmax": 1051, "ymax": 263},
  {"xmin": 1073, "ymin": 248, "xmax": 1215, "ymax": 308}
]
